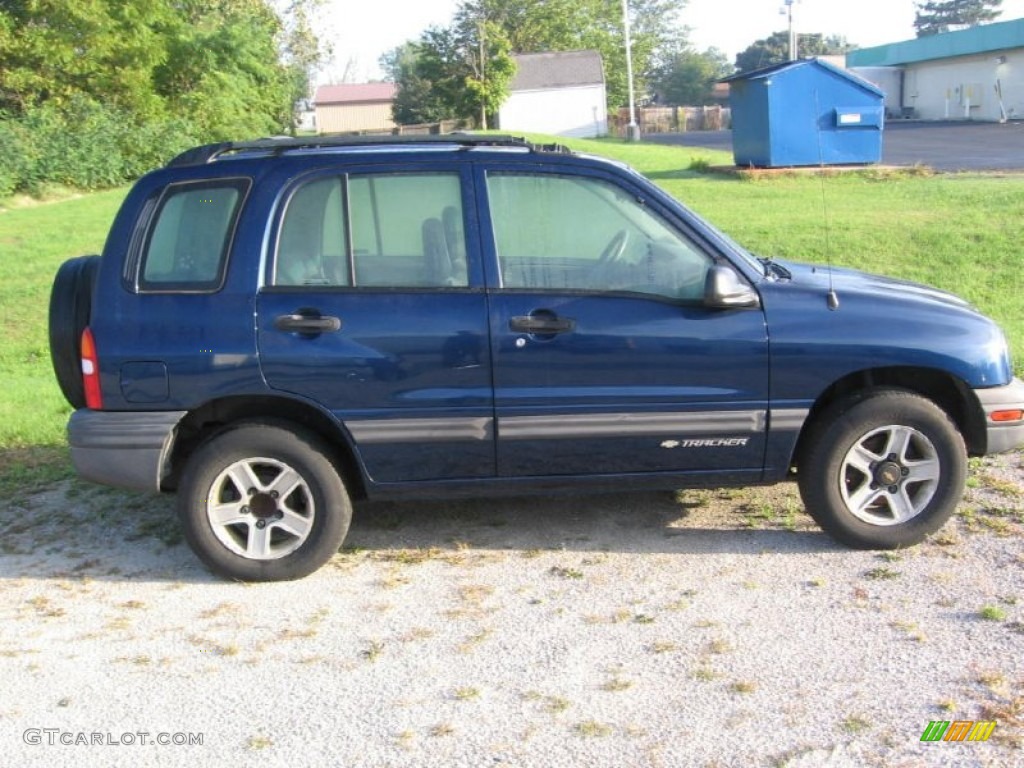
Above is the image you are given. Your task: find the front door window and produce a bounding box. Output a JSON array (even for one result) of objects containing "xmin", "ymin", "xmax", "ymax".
[{"xmin": 487, "ymin": 173, "xmax": 711, "ymax": 301}]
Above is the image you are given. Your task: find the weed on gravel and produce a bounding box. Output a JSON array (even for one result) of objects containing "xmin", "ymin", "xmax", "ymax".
[
  {"xmin": 360, "ymin": 640, "xmax": 384, "ymax": 662},
  {"xmin": 575, "ymin": 720, "xmax": 612, "ymax": 738},
  {"xmin": 841, "ymin": 714, "xmax": 871, "ymax": 734},
  {"xmin": 429, "ymin": 722, "xmax": 455, "ymax": 737},
  {"xmin": 247, "ymin": 735, "xmax": 273, "ymax": 750},
  {"xmin": 865, "ymin": 566, "xmax": 901, "ymax": 581},
  {"xmin": 601, "ymin": 675, "xmax": 633, "ymax": 692},
  {"xmin": 979, "ymin": 605, "xmax": 1008, "ymax": 621}
]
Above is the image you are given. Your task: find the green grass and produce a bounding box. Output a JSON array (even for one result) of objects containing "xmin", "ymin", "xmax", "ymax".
[
  {"xmin": 1, "ymin": 136, "xmax": 1022, "ymax": 495},
  {"xmin": 0, "ymin": 189, "xmax": 127, "ymax": 493}
]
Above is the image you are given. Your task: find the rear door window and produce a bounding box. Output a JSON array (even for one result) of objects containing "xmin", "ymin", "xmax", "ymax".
[
  {"xmin": 273, "ymin": 173, "xmax": 468, "ymax": 288},
  {"xmin": 276, "ymin": 177, "xmax": 348, "ymax": 286},
  {"xmin": 139, "ymin": 180, "xmax": 248, "ymax": 291}
]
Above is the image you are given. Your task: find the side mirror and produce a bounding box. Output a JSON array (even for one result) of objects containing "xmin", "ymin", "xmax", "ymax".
[{"xmin": 704, "ymin": 265, "xmax": 760, "ymax": 309}]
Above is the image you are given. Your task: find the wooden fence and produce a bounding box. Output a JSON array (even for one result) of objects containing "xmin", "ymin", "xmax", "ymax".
[
  {"xmin": 323, "ymin": 119, "xmax": 466, "ymax": 137},
  {"xmin": 610, "ymin": 106, "xmax": 731, "ymax": 137},
  {"xmin": 389, "ymin": 120, "xmax": 465, "ymax": 135}
]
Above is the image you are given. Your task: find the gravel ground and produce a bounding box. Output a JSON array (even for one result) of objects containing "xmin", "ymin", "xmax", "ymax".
[{"xmin": 2, "ymin": 452, "xmax": 1022, "ymax": 768}]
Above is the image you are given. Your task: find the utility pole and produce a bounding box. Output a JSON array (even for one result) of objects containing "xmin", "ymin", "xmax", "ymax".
[
  {"xmin": 479, "ymin": 20, "xmax": 487, "ymax": 130},
  {"xmin": 782, "ymin": 0, "xmax": 798, "ymax": 61},
  {"xmin": 622, "ymin": 0, "xmax": 639, "ymax": 141}
]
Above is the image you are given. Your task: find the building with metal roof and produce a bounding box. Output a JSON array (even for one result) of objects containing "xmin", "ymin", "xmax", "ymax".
[{"xmin": 847, "ymin": 18, "xmax": 1023, "ymax": 122}]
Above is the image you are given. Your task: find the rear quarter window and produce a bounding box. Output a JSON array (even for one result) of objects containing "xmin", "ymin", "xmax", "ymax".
[{"xmin": 138, "ymin": 179, "xmax": 249, "ymax": 292}]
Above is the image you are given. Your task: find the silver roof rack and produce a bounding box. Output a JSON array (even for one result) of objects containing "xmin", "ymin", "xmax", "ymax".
[{"xmin": 167, "ymin": 133, "xmax": 572, "ymax": 167}]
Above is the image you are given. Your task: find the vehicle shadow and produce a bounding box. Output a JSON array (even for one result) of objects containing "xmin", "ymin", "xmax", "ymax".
[
  {"xmin": 0, "ymin": 480, "xmax": 839, "ymax": 584},
  {"xmin": 347, "ymin": 489, "xmax": 836, "ymax": 556}
]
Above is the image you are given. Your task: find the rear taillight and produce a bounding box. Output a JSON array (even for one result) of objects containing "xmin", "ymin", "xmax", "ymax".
[{"xmin": 81, "ymin": 327, "xmax": 102, "ymax": 409}]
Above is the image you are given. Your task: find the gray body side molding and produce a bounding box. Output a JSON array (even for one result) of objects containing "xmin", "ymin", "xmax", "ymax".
[{"xmin": 68, "ymin": 410, "xmax": 188, "ymax": 492}]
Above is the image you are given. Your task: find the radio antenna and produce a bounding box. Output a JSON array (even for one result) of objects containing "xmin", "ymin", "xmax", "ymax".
[{"xmin": 813, "ymin": 90, "xmax": 840, "ymax": 311}]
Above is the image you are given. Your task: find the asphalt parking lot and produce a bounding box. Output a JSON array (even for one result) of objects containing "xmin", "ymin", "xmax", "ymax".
[{"xmin": 646, "ymin": 120, "xmax": 1024, "ymax": 172}]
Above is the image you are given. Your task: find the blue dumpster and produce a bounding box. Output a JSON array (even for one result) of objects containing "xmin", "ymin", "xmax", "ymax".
[{"xmin": 722, "ymin": 59, "xmax": 885, "ymax": 167}]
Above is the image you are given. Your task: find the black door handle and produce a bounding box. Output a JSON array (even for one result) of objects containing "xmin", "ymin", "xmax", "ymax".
[
  {"xmin": 509, "ymin": 314, "xmax": 575, "ymax": 334},
  {"xmin": 274, "ymin": 313, "xmax": 342, "ymax": 334}
]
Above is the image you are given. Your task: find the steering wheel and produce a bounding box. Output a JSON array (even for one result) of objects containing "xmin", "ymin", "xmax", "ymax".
[{"xmin": 598, "ymin": 229, "xmax": 629, "ymax": 264}]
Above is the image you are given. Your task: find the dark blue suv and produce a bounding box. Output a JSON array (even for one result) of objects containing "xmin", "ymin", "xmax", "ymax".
[{"xmin": 49, "ymin": 135, "xmax": 1024, "ymax": 580}]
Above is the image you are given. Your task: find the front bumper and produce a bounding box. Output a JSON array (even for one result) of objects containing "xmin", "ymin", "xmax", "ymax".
[
  {"xmin": 975, "ymin": 378, "xmax": 1024, "ymax": 454},
  {"xmin": 68, "ymin": 410, "xmax": 187, "ymax": 492}
]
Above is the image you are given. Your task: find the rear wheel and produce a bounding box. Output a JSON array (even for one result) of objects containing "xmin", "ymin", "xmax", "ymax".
[
  {"xmin": 178, "ymin": 423, "xmax": 351, "ymax": 581},
  {"xmin": 49, "ymin": 255, "xmax": 100, "ymax": 408},
  {"xmin": 798, "ymin": 390, "xmax": 966, "ymax": 549}
]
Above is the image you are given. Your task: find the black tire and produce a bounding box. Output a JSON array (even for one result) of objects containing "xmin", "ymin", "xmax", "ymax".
[
  {"xmin": 49, "ymin": 255, "xmax": 100, "ymax": 408},
  {"xmin": 798, "ymin": 389, "xmax": 966, "ymax": 549},
  {"xmin": 177, "ymin": 423, "xmax": 352, "ymax": 581}
]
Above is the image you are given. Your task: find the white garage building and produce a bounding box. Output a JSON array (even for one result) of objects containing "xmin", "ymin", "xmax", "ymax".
[
  {"xmin": 498, "ymin": 50, "xmax": 608, "ymax": 138},
  {"xmin": 848, "ymin": 18, "xmax": 1024, "ymax": 122}
]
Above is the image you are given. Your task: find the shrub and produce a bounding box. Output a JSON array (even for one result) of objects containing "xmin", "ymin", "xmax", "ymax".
[
  {"xmin": 0, "ymin": 99, "xmax": 201, "ymax": 196},
  {"xmin": 0, "ymin": 119, "xmax": 33, "ymax": 197},
  {"xmin": 119, "ymin": 117, "xmax": 199, "ymax": 179},
  {"xmin": 25, "ymin": 96, "xmax": 126, "ymax": 189}
]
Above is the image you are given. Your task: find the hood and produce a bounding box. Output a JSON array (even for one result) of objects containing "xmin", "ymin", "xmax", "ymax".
[
  {"xmin": 777, "ymin": 260, "xmax": 976, "ymax": 313},
  {"xmin": 758, "ymin": 259, "xmax": 1013, "ymax": 389}
]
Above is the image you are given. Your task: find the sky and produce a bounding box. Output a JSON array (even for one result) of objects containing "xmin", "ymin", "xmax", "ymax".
[{"xmin": 315, "ymin": 0, "xmax": 1024, "ymax": 83}]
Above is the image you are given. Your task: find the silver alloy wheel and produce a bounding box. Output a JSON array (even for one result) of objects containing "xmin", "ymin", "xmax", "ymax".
[
  {"xmin": 839, "ymin": 424, "xmax": 941, "ymax": 526},
  {"xmin": 205, "ymin": 457, "xmax": 315, "ymax": 560}
]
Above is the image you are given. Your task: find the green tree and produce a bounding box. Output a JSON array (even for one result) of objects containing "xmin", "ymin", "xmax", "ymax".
[
  {"xmin": 734, "ymin": 31, "xmax": 854, "ymax": 74},
  {"xmin": 280, "ymin": 0, "xmax": 331, "ymax": 132},
  {"xmin": 455, "ymin": 0, "xmax": 581, "ymax": 52},
  {"xmin": 388, "ymin": 20, "xmax": 516, "ymax": 127},
  {"xmin": 152, "ymin": 0, "xmax": 292, "ymax": 139},
  {"xmin": 650, "ymin": 47, "xmax": 730, "ymax": 105},
  {"xmin": 382, "ymin": 42, "xmax": 449, "ymax": 125},
  {"xmin": 387, "ymin": 30, "xmax": 468, "ymax": 125},
  {"xmin": 914, "ymin": 0, "xmax": 1003, "ymax": 37},
  {"xmin": 0, "ymin": 0, "xmax": 319, "ymax": 193},
  {"xmin": 462, "ymin": 21, "xmax": 517, "ymax": 128},
  {"xmin": 0, "ymin": 0, "xmax": 172, "ymax": 118},
  {"xmin": 1, "ymin": 0, "xmax": 313, "ymax": 137}
]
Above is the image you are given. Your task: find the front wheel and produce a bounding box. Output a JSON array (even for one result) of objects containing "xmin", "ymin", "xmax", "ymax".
[
  {"xmin": 178, "ymin": 423, "xmax": 351, "ymax": 581},
  {"xmin": 798, "ymin": 390, "xmax": 967, "ymax": 549}
]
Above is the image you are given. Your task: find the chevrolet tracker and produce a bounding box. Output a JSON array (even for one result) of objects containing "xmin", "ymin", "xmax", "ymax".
[{"xmin": 48, "ymin": 135, "xmax": 1024, "ymax": 581}]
